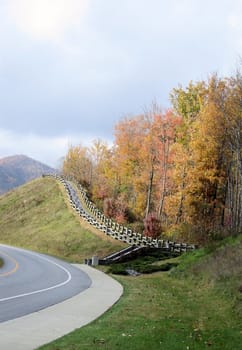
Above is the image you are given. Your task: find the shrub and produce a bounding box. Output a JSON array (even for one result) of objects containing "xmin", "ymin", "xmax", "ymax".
[
  {"xmin": 108, "ymin": 263, "xmax": 129, "ymax": 275},
  {"xmin": 108, "ymin": 259, "xmax": 178, "ymax": 275},
  {"xmin": 143, "ymin": 212, "xmax": 162, "ymax": 238}
]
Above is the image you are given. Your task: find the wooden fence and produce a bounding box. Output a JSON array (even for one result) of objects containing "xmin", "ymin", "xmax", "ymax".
[{"xmin": 44, "ymin": 174, "xmax": 196, "ymax": 254}]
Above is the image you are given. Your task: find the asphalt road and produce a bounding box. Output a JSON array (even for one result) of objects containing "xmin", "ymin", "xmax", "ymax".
[{"xmin": 0, "ymin": 244, "xmax": 92, "ymax": 323}]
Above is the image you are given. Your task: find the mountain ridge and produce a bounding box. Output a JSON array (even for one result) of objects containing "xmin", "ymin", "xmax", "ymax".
[{"xmin": 0, "ymin": 154, "xmax": 56, "ymax": 195}]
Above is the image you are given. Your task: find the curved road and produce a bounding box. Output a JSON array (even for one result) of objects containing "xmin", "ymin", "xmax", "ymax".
[{"xmin": 0, "ymin": 244, "xmax": 91, "ymax": 323}]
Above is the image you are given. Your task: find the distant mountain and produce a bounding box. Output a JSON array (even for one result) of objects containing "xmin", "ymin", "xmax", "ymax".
[{"xmin": 0, "ymin": 155, "xmax": 56, "ymax": 195}]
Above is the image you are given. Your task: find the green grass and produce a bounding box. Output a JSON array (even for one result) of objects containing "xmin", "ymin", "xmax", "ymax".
[
  {"xmin": 39, "ymin": 235, "xmax": 242, "ymax": 350},
  {"xmin": 0, "ymin": 177, "xmax": 126, "ymax": 262}
]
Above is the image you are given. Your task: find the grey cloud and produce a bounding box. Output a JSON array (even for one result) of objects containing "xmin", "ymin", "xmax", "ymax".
[{"xmin": 0, "ymin": 0, "xmax": 240, "ymax": 164}]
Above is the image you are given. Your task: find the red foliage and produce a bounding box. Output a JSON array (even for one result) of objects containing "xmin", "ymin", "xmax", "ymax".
[
  {"xmin": 103, "ymin": 196, "xmax": 128, "ymax": 224},
  {"xmin": 143, "ymin": 212, "xmax": 162, "ymax": 238}
]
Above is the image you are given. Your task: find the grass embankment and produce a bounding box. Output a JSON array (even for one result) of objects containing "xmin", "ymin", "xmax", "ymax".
[
  {"xmin": 40, "ymin": 235, "xmax": 242, "ymax": 350},
  {"xmin": 0, "ymin": 177, "xmax": 126, "ymax": 262}
]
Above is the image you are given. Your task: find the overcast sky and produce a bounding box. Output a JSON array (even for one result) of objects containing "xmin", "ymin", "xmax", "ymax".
[{"xmin": 0, "ymin": 0, "xmax": 241, "ymax": 167}]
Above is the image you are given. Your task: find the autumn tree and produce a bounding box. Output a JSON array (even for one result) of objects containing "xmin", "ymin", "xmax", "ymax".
[
  {"xmin": 62, "ymin": 144, "xmax": 92, "ymax": 188},
  {"xmin": 175, "ymin": 74, "xmax": 242, "ymax": 239},
  {"xmin": 169, "ymin": 81, "xmax": 207, "ymax": 225},
  {"xmin": 153, "ymin": 109, "xmax": 181, "ymax": 222},
  {"xmin": 113, "ymin": 106, "xmax": 180, "ymax": 232},
  {"xmin": 113, "ymin": 115, "xmax": 149, "ymax": 219},
  {"xmin": 89, "ymin": 139, "xmax": 114, "ymax": 201}
]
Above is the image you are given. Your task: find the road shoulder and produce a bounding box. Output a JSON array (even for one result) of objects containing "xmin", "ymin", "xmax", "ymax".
[{"xmin": 0, "ymin": 264, "xmax": 123, "ymax": 350}]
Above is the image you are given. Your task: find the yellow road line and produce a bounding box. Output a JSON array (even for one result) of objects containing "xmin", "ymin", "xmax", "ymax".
[{"xmin": 0, "ymin": 250, "xmax": 19, "ymax": 277}]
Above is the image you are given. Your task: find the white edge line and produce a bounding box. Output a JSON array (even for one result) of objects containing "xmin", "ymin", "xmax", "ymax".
[{"xmin": 0, "ymin": 245, "xmax": 72, "ymax": 302}]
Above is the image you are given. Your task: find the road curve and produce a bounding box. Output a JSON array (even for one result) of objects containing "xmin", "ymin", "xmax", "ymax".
[
  {"xmin": 0, "ymin": 264, "xmax": 123, "ymax": 350},
  {"xmin": 0, "ymin": 244, "xmax": 91, "ymax": 323}
]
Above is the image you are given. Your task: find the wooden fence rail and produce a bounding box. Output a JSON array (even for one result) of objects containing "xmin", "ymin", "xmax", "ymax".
[{"xmin": 43, "ymin": 174, "xmax": 196, "ymax": 255}]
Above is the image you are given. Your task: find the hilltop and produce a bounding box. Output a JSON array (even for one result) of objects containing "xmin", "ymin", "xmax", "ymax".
[{"xmin": 0, "ymin": 154, "xmax": 56, "ymax": 195}]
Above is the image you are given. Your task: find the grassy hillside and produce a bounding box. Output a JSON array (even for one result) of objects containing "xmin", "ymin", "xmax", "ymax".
[
  {"xmin": 40, "ymin": 235, "xmax": 242, "ymax": 350},
  {"xmin": 0, "ymin": 176, "xmax": 126, "ymax": 262}
]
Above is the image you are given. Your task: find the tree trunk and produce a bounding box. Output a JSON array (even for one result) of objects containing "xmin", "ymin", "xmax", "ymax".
[
  {"xmin": 175, "ymin": 166, "xmax": 186, "ymax": 224},
  {"xmin": 158, "ymin": 139, "xmax": 170, "ymax": 218},
  {"xmin": 145, "ymin": 159, "xmax": 154, "ymax": 219}
]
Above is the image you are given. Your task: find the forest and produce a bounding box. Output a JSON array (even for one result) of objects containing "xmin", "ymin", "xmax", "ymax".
[{"xmin": 62, "ymin": 72, "xmax": 242, "ymax": 244}]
